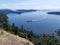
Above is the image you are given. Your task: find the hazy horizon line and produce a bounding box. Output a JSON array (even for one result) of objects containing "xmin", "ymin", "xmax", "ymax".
[{"xmin": 0, "ymin": 8, "xmax": 60, "ymax": 10}]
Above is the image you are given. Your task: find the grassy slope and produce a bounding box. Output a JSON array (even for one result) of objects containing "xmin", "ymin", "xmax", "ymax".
[{"xmin": 0, "ymin": 29, "xmax": 34, "ymax": 45}]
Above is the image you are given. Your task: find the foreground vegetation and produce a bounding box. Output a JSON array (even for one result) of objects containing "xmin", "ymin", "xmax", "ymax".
[{"xmin": 0, "ymin": 12, "xmax": 60, "ymax": 45}]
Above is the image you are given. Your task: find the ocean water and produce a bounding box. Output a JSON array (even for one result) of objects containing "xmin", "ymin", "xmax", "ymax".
[{"xmin": 7, "ymin": 11, "xmax": 60, "ymax": 34}]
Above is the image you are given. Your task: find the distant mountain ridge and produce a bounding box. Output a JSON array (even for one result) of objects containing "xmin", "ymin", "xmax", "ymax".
[{"xmin": 0, "ymin": 9, "xmax": 38, "ymax": 14}]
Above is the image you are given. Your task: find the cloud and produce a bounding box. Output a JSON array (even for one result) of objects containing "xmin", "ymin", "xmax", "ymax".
[{"xmin": 0, "ymin": 0, "xmax": 60, "ymax": 9}]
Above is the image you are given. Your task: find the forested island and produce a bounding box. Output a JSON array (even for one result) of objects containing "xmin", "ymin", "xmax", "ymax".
[
  {"xmin": 0, "ymin": 9, "xmax": 37, "ymax": 14},
  {"xmin": 47, "ymin": 12, "xmax": 60, "ymax": 15},
  {"xmin": 0, "ymin": 12, "xmax": 60, "ymax": 45}
]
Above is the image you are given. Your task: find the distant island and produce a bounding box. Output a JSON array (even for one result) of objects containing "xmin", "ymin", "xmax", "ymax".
[
  {"xmin": 47, "ymin": 12, "xmax": 60, "ymax": 15},
  {"xmin": 0, "ymin": 9, "xmax": 38, "ymax": 14},
  {"xmin": 27, "ymin": 20, "xmax": 32, "ymax": 22}
]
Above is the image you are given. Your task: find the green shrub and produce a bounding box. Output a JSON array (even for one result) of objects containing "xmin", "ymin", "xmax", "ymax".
[{"xmin": 0, "ymin": 30, "xmax": 4, "ymax": 35}]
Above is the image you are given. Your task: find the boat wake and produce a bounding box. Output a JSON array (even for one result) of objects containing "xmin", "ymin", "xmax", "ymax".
[
  {"xmin": 32, "ymin": 17, "xmax": 47, "ymax": 22},
  {"xmin": 27, "ymin": 17, "xmax": 47, "ymax": 22}
]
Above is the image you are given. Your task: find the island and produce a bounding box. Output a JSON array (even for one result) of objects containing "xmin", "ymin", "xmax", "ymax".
[
  {"xmin": 27, "ymin": 20, "xmax": 32, "ymax": 22},
  {"xmin": 47, "ymin": 11, "xmax": 60, "ymax": 15},
  {"xmin": 0, "ymin": 9, "xmax": 38, "ymax": 14}
]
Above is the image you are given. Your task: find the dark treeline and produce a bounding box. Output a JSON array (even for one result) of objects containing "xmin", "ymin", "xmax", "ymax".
[
  {"xmin": 0, "ymin": 13, "xmax": 60, "ymax": 45},
  {"xmin": 47, "ymin": 12, "xmax": 60, "ymax": 15},
  {"xmin": 0, "ymin": 9, "xmax": 37, "ymax": 14}
]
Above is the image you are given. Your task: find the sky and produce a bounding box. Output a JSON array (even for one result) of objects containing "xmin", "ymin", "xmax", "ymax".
[{"xmin": 0, "ymin": 0, "xmax": 60, "ymax": 9}]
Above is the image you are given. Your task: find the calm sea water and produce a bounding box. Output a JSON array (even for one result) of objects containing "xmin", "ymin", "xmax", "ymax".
[{"xmin": 7, "ymin": 11, "xmax": 60, "ymax": 34}]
